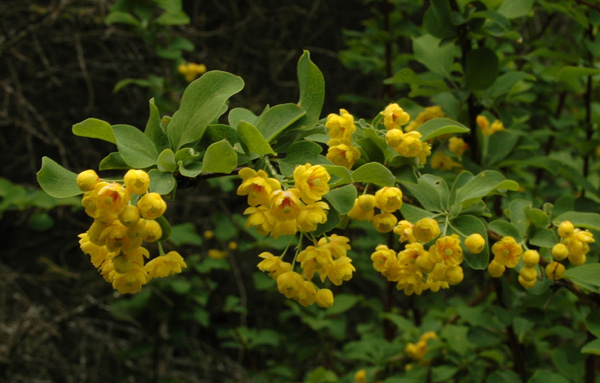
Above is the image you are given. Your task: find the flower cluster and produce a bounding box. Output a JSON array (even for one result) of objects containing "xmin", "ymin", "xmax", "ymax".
[
  {"xmin": 405, "ymin": 331, "xmax": 438, "ymax": 364},
  {"xmin": 239, "ymin": 164, "xmax": 331, "ymax": 239},
  {"xmin": 405, "ymin": 105, "xmax": 445, "ymax": 132},
  {"xmin": 348, "ymin": 186, "xmax": 403, "ymax": 233},
  {"xmin": 476, "ymin": 115, "xmax": 505, "ymax": 136},
  {"xmin": 325, "ymin": 109, "xmax": 361, "ymax": 169},
  {"xmin": 177, "ymin": 62, "xmax": 207, "ymax": 82},
  {"xmin": 77, "ymin": 169, "xmax": 186, "ymax": 294},
  {"xmin": 382, "ymin": 103, "xmax": 431, "ymax": 165},
  {"xmin": 430, "ymin": 151, "xmax": 462, "ymax": 171},
  {"xmin": 370, "ymin": 217, "xmax": 465, "ymax": 295},
  {"xmin": 257, "ymin": 234, "xmax": 354, "ymax": 307},
  {"xmin": 487, "ymin": 236, "xmax": 523, "ymax": 279},
  {"xmin": 546, "ymin": 220, "xmax": 595, "ymax": 280}
]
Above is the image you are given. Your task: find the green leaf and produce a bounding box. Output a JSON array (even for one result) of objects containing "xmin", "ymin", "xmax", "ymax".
[
  {"xmin": 72, "ymin": 118, "xmax": 116, "ymax": 144},
  {"xmin": 486, "ymin": 71, "xmax": 536, "ymax": 99},
  {"xmin": 400, "ymin": 202, "xmax": 435, "ymax": 222},
  {"xmin": 465, "ymin": 48, "xmax": 499, "ymax": 90},
  {"xmin": 423, "ymin": 1, "xmax": 455, "ymax": 39},
  {"xmin": 179, "ymin": 161, "xmax": 203, "ymax": 178},
  {"xmin": 448, "ymin": 215, "xmax": 489, "ymax": 269},
  {"xmin": 416, "ymin": 118, "xmax": 469, "ymax": 141},
  {"xmin": 403, "ymin": 174, "xmax": 449, "ymax": 212},
  {"xmin": 586, "ymin": 310, "xmax": 600, "ymax": 338},
  {"xmin": 37, "ymin": 157, "xmax": 82, "ymax": 198},
  {"xmin": 497, "ymin": 0, "xmax": 532, "ymax": 19},
  {"xmin": 528, "ymin": 228, "xmax": 558, "ymax": 248},
  {"xmin": 582, "ymin": 339, "xmax": 600, "ymax": 355},
  {"xmin": 296, "ymin": 51, "xmax": 325, "ymax": 129},
  {"xmin": 157, "ymin": 149, "xmax": 177, "ymax": 172},
  {"xmin": 488, "ymin": 220, "xmax": 523, "ymax": 241},
  {"xmin": 412, "ymin": 34, "xmax": 455, "ymax": 78},
  {"xmin": 278, "ymin": 141, "xmax": 327, "ymax": 176},
  {"xmin": 326, "ymin": 293, "xmax": 359, "ymax": 315},
  {"xmin": 352, "ymin": 163, "xmax": 395, "ymax": 187},
  {"xmin": 557, "ymin": 66, "xmax": 600, "ymax": 93},
  {"xmin": 105, "ymin": 11, "xmax": 140, "ymax": 26},
  {"xmin": 564, "ymin": 264, "xmax": 600, "ymax": 288},
  {"xmin": 149, "ymin": 169, "xmax": 176, "ymax": 194},
  {"xmin": 526, "ymin": 371, "xmax": 570, "ymax": 383},
  {"xmin": 238, "ymin": 121, "xmax": 275, "ymax": 156},
  {"xmin": 155, "ymin": 215, "xmax": 172, "ymax": 242},
  {"xmin": 168, "ymin": 71, "xmax": 244, "ymax": 150},
  {"xmin": 144, "ymin": 98, "xmax": 169, "ymax": 151},
  {"xmin": 450, "ymin": 171, "xmax": 475, "ymax": 206},
  {"xmin": 256, "ymin": 103, "xmax": 306, "ymax": 143},
  {"xmin": 202, "ymin": 140, "xmax": 237, "ymax": 174},
  {"xmin": 454, "ymin": 170, "xmax": 519, "ymax": 208},
  {"xmin": 508, "ymin": 199, "xmax": 532, "ymax": 236},
  {"xmin": 112, "ymin": 124, "xmax": 158, "ymax": 168},
  {"xmin": 553, "ymin": 211, "xmax": 600, "ymax": 231},
  {"xmin": 99, "ymin": 152, "xmax": 129, "ymax": 170},
  {"xmin": 324, "ymin": 185, "xmax": 357, "ymax": 215},
  {"xmin": 485, "ymin": 130, "xmax": 521, "ymax": 165},
  {"xmin": 169, "ymin": 223, "xmax": 202, "ymax": 246},
  {"xmin": 525, "ymin": 206, "xmax": 550, "ymax": 228},
  {"xmin": 228, "ymin": 107, "xmax": 259, "ymax": 129},
  {"xmin": 323, "ymin": 165, "xmax": 353, "ymax": 187}
]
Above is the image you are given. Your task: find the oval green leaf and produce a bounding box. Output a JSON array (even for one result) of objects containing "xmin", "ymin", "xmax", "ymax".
[
  {"xmin": 37, "ymin": 157, "xmax": 82, "ymax": 198},
  {"xmin": 324, "ymin": 184, "xmax": 357, "ymax": 215},
  {"xmin": 465, "ymin": 48, "xmax": 499, "ymax": 90},
  {"xmin": 553, "ymin": 211, "xmax": 600, "ymax": 231},
  {"xmin": 112, "ymin": 124, "xmax": 159, "ymax": 168},
  {"xmin": 201, "ymin": 140, "xmax": 238, "ymax": 174},
  {"xmin": 238, "ymin": 121, "xmax": 275, "ymax": 156},
  {"xmin": 351, "ymin": 162, "xmax": 395, "ymax": 187},
  {"xmin": 416, "ymin": 118, "xmax": 470, "ymax": 141},
  {"xmin": 72, "ymin": 118, "xmax": 116, "ymax": 144},
  {"xmin": 149, "ymin": 169, "xmax": 176, "ymax": 194}
]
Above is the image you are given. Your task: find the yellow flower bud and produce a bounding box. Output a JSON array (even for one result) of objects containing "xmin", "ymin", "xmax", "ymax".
[
  {"xmin": 386, "ymin": 129, "xmax": 404, "ymax": 147},
  {"xmin": 208, "ymin": 249, "xmax": 229, "ymax": 259},
  {"xmin": 143, "ymin": 219, "xmax": 163, "ymax": 243},
  {"xmin": 568, "ymin": 253, "xmax": 587, "ymax": 266},
  {"xmin": 374, "ymin": 186, "xmax": 403, "ymax": 213},
  {"xmin": 124, "ymin": 169, "xmax": 150, "ymax": 195},
  {"xmin": 228, "ymin": 241, "xmax": 238, "ymax": 250},
  {"xmin": 112, "ymin": 254, "xmax": 132, "ymax": 274},
  {"xmin": 522, "ymin": 250, "xmax": 540, "ymax": 267},
  {"xmin": 118, "ymin": 205, "xmax": 141, "ymax": 227},
  {"xmin": 413, "ymin": 217, "xmax": 440, "ymax": 243},
  {"xmin": 137, "ymin": 192, "xmax": 167, "ymax": 220},
  {"xmin": 204, "ymin": 230, "xmax": 214, "ymax": 239},
  {"xmin": 558, "ymin": 221, "xmax": 574, "ymax": 239},
  {"xmin": 315, "ymin": 288, "xmax": 334, "ymax": 308},
  {"xmin": 465, "ymin": 233, "xmax": 485, "ymax": 254},
  {"xmin": 519, "ymin": 266, "xmax": 537, "ymax": 282},
  {"xmin": 126, "ymin": 218, "xmax": 146, "ymax": 240},
  {"xmin": 518, "ymin": 275, "xmax": 537, "ymax": 289},
  {"xmin": 545, "ymin": 261, "xmax": 566, "ymax": 280},
  {"xmin": 357, "ymin": 194, "xmax": 376, "ymax": 211},
  {"xmin": 446, "ymin": 265, "xmax": 464, "ymax": 285},
  {"xmin": 276, "ymin": 271, "xmax": 304, "ymax": 299},
  {"xmin": 372, "ymin": 212, "xmax": 398, "ymax": 233},
  {"xmin": 487, "ymin": 260, "xmax": 505, "ymax": 278},
  {"xmin": 552, "ymin": 243, "xmax": 569, "ymax": 261},
  {"xmin": 77, "ymin": 169, "xmax": 99, "ymax": 191}
]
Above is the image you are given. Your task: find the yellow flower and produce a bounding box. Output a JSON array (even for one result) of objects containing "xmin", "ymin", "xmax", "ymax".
[
  {"xmin": 297, "ymin": 245, "xmax": 333, "ymax": 280},
  {"xmin": 178, "ymin": 62, "xmax": 207, "ymax": 82},
  {"xmin": 112, "ymin": 263, "xmax": 150, "ymax": 294},
  {"xmin": 243, "ymin": 206, "xmax": 275, "ymax": 236},
  {"xmin": 325, "ymin": 108, "xmax": 356, "ymax": 139},
  {"xmin": 417, "ymin": 141, "xmax": 432, "ymax": 165},
  {"xmin": 406, "ymin": 331, "xmax": 438, "ymax": 364},
  {"xmin": 208, "ymin": 249, "xmax": 229, "ymax": 259},
  {"xmin": 257, "ymin": 252, "xmax": 292, "ymax": 279},
  {"xmin": 374, "ymin": 186, "xmax": 403, "ymax": 213},
  {"xmin": 237, "ymin": 168, "xmax": 281, "ymax": 207},
  {"xmin": 137, "ymin": 192, "xmax": 167, "ymax": 220},
  {"xmin": 144, "ymin": 251, "xmax": 187, "ymax": 278},
  {"xmin": 551, "ymin": 243, "xmax": 569, "ymax": 261},
  {"xmin": 276, "ymin": 271, "xmax": 305, "ymax": 299},
  {"xmin": 347, "ymin": 198, "xmax": 375, "ymax": 221},
  {"xmin": 204, "ymin": 230, "xmax": 214, "ymax": 239},
  {"xmin": 325, "ymin": 256, "xmax": 355, "ymax": 286},
  {"xmin": 326, "ymin": 139, "xmax": 362, "ymax": 169},
  {"xmin": 476, "ymin": 115, "xmax": 490, "ymax": 134},
  {"xmin": 545, "ymin": 261, "xmax": 566, "ymax": 280},
  {"xmin": 293, "ymin": 164, "xmax": 331, "ymax": 203},
  {"xmin": 448, "ymin": 137, "xmax": 468, "ymax": 157},
  {"xmin": 296, "ymin": 280, "xmax": 317, "ymax": 306},
  {"xmin": 413, "ymin": 217, "xmax": 440, "ymax": 243},
  {"xmin": 99, "ymin": 221, "xmax": 129, "ymax": 253},
  {"xmin": 143, "ymin": 219, "xmax": 163, "ymax": 243},
  {"xmin": 371, "ymin": 245, "xmax": 397, "ymax": 273},
  {"xmin": 489, "ymin": 120, "xmax": 505, "ymax": 135},
  {"xmin": 429, "ymin": 234, "xmax": 463, "ymax": 266},
  {"xmin": 372, "ymin": 212, "xmax": 398, "ymax": 233},
  {"xmin": 77, "ymin": 169, "xmax": 99, "ymax": 192},
  {"xmin": 445, "ymin": 265, "xmax": 464, "ymax": 285},
  {"xmin": 124, "ymin": 169, "xmax": 150, "ymax": 194},
  {"xmin": 118, "ymin": 205, "xmax": 141, "ymax": 227},
  {"xmin": 394, "ymin": 220, "xmax": 416, "ymax": 243},
  {"xmin": 465, "ymin": 233, "xmax": 485, "ymax": 254},
  {"xmin": 487, "ymin": 259, "xmax": 505, "ymax": 278},
  {"xmin": 79, "ymin": 233, "xmax": 110, "ymax": 268},
  {"xmin": 296, "ymin": 202, "xmax": 329, "ymax": 232},
  {"xmin": 523, "ymin": 250, "xmax": 540, "ymax": 267},
  {"xmin": 96, "ymin": 182, "xmax": 129, "ymax": 216},
  {"xmin": 430, "ymin": 152, "xmax": 462, "ymax": 171},
  {"xmin": 381, "ymin": 103, "xmax": 410, "ymax": 130},
  {"xmin": 393, "ymin": 131, "xmax": 423, "ymax": 157},
  {"xmin": 354, "ymin": 369, "xmax": 367, "ymax": 383},
  {"xmin": 269, "ymin": 219, "xmax": 298, "ymax": 239},
  {"xmin": 270, "ymin": 189, "xmax": 302, "ymax": 221},
  {"xmin": 491, "ymin": 236, "xmax": 522, "ymax": 268},
  {"xmin": 316, "ymin": 288, "xmax": 334, "ymax": 308},
  {"xmin": 386, "ymin": 128, "xmax": 404, "ymax": 147},
  {"xmin": 318, "ymin": 234, "xmax": 351, "ymax": 259}
]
